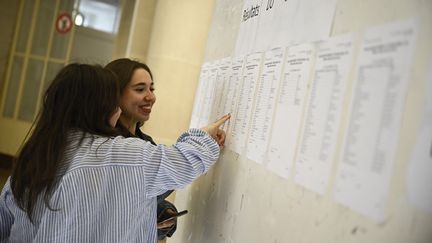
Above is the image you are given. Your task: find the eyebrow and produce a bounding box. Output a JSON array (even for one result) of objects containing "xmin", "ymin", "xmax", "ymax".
[{"xmin": 131, "ymin": 82, "xmax": 154, "ymax": 87}]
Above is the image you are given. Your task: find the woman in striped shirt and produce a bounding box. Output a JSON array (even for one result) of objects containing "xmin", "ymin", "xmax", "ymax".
[
  {"xmin": 105, "ymin": 58, "xmax": 180, "ymax": 240},
  {"xmin": 0, "ymin": 63, "xmax": 229, "ymax": 242}
]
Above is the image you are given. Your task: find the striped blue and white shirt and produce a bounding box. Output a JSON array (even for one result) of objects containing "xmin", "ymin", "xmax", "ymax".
[{"xmin": 0, "ymin": 128, "xmax": 219, "ymax": 242}]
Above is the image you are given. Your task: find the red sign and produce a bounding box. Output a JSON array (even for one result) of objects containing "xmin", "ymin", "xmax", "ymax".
[{"xmin": 55, "ymin": 13, "xmax": 73, "ymax": 34}]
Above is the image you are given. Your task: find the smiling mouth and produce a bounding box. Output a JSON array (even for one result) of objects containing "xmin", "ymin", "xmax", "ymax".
[{"xmin": 140, "ymin": 105, "xmax": 152, "ymax": 113}]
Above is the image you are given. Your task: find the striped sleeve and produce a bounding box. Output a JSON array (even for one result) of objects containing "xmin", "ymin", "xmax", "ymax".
[
  {"xmin": 111, "ymin": 128, "xmax": 220, "ymax": 198},
  {"xmin": 0, "ymin": 178, "xmax": 13, "ymax": 241}
]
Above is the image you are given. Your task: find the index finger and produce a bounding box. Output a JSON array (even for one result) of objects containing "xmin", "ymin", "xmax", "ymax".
[{"xmin": 214, "ymin": 113, "xmax": 231, "ymax": 127}]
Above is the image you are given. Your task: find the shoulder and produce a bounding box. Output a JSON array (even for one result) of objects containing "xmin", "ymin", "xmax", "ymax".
[{"xmin": 65, "ymin": 134, "xmax": 153, "ymax": 172}]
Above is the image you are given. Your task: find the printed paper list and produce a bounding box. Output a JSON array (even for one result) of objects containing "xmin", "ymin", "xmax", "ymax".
[
  {"xmin": 294, "ymin": 34, "xmax": 354, "ymax": 194},
  {"xmin": 334, "ymin": 20, "xmax": 417, "ymax": 222},
  {"xmin": 266, "ymin": 44, "xmax": 315, "ymax": 178}
]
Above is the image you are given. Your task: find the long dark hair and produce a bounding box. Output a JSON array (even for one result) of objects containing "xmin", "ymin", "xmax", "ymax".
[
  {"xmin": 105, "ymin": 58, "xmax": 154, "ymax": 135},
  {"xmin": 11, "ymin": 63, "xmax": 121, "ymax": 221}
]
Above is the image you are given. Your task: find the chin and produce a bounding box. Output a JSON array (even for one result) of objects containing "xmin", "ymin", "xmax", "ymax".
[{"xmin": 140, "ymin": 115, "xmax": 150, "ymax": 122}]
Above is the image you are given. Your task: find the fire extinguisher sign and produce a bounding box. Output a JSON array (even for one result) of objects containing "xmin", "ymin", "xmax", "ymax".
[{"xmin": 55, "ymin": 13, "xmax": 73, "ymax": 34}]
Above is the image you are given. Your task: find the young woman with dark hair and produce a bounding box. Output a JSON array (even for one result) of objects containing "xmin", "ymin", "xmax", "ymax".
[
  {"xmin": 105, "ymin": 58, "xmax": 179, "ymax": 240},
  {"xmin": 0, "ymin": 63, "xmax": 230, "ymax": 242}
]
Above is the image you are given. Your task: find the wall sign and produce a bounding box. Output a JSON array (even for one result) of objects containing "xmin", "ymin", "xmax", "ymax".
[{"xmin": 55, "ymin": 13, "xmax": 73, "ymax": 34}]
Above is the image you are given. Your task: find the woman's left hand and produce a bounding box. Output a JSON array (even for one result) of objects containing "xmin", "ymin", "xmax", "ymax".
[{"xmin": 200, "ymin": 114, "xmax": 230, "ymax": 148}]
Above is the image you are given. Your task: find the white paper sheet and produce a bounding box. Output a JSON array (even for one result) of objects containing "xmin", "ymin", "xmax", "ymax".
[
  {"xmin": 253, "ymin": 0, "xmax": 297, "ymax": 51},
  {"xmin": 253, "ymin": 0, "xmax": 336, "ymax": 52},
  {"xmin": 290, "ymin": 0, "xmax": 337, "ymax": 44},
  {"xmin": 407, "ymin": 58, "xmax": 432, "ymax": 213},
  {"xmin": 408, "ymin": 113, "xmax": 432, "ymax": 214},
  {"xmin": 211, "ymin": 58, "xmax": 232, "ymax": 121},
  {"xmin": 295, "ymin": 34, "xmax": 354, "ymax": 195},
  {"xmin": 198, "ymin": 62, "xmax": 220, "ymax": 127},
  {"xmin": 271, "ymin": 0, "xmax": 299, "ymax": 47},
  {"xmin": 246, "ymin": 47, "xmax": 284, "ymax": 164},
  {"xmin": 334, "ymin": 19, "xmax": 418, "ymax": 222},
  {"xmin": 266, "ymin": 43, "xmax": 315, "ymax": 178},
  {"xmin": 234, "ymin": 0, "xmax": 263, "ymax": 56},
  {"xmin": 229, "ymin": 52, "xmax": 263, "ymax": 154},
  {"xmin": 190, "ymin": 62, "xmax": 212, "ymax": 128},
  {"xmin": 224, "ymin": 57, "xmax": 246, "ymax": 150}
]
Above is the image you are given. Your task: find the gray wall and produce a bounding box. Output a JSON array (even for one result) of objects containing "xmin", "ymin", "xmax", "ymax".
[{"xmin": 169, "ymin": 0, "xmax": 432, "ymax": 242}]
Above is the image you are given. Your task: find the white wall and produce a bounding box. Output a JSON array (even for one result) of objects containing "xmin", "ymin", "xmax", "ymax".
[
  {"xmin": 142, "ymin": 0, "xmax": 216, "ymax": 144},
  {"xmin": 169, "ymin": 0, "xmax": 432, "ymax": 242}
]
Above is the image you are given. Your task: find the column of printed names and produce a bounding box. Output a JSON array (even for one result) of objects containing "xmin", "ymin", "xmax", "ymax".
[
  {"xmin": 210, "ymin": 58, "xmax": 232, "ymax": 122},
  {"xmin": 294, "ymin": 34, "xmax": 355, "ymax": 194},
  {"xmin": 198, "ymin": 62, "xmax": 220, "ymax": 128},
  {"xmin": 229, "ymin": 52, "xmax": 263, "ymax": 154},
  {"xmin": 220, "ymin": 57, "xmax": 245, "ymax": 149},
  {"xmin": 190, "ymin": 63, "xmax": 211, "ymax": 128},
  {"xmin": 246, "ymin": 47, "xmax": 284, "ymax": 164},
  {"xmin": 334, "ymin": 19, "xmax": 418, "ymax": 222},
  {"xmin": 266, "ymin": 43, "xmax": 315, "ymax": 178}
]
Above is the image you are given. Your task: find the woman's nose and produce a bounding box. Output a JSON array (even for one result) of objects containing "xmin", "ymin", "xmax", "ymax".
[{"xmin": 144, "ymin": 90, "xmax": 155, "ymax": 101}]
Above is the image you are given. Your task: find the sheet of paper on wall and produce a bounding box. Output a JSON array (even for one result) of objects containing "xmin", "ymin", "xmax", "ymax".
[
  {"xmin": 190, "ymin": 62, "xmax": 212, "ymax": 128},
  {"xmin": 294, "ymin": 34, "xmax": 355, "ymax": 195},
  {"xmin": 266, "ymin": 0, "xmax": 300, "ymax": 48},
  {"xmin": 407, "ymin": 61, "xmax": 432, "ymax": 214},
  {"xmin": 246, "ymin": 47, "xmax": 284, "ymax": 164},
  {"xmin": 333, "ymin": 19, "xmax": 418, "ymax": 222},
  {"xmin": 198, "ymin": 62, "xmax": 220, "ymax": 128},
  {"xmin": 211, "ymin": 58, "xmax": 232, "ymax": 121},
  {"xmin": 234, "ymin": 0, "xmax": 262, "ymax": 56},
  {"xmin": 253, "ymin": 0, "xmax": 298, "ymax": 52},
  {"xmin": 289, "ymin": 0, "xmax": 337, "ymax": 44},
  {"xmin": 221, "ymin": 56, "xmax": 245, "ymax": 151},
  {"xmin": 266, "ymin": 43, "xmax": 315, "ymax": 179},
  {"xmin": 229, "ymin": 52, "xmax": 263, "ymax": 154},
  {"xmin": 251, "ymin": 0, "xmax": 337, "ymax": 52},
  {"xmin": 408, "ymin": 114, "xmax": 432, "ymax": 214}
]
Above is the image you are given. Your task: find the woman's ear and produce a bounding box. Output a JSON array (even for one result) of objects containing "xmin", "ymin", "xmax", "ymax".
[{"xmin": 109, "ymin": 107, "xmax": 122, "ymax": 127}]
